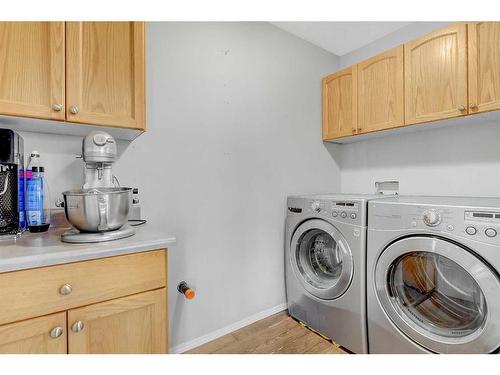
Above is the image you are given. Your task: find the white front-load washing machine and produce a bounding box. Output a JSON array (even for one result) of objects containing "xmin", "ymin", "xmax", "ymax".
[
  {"xmin": 367, "ymin": 196, "xmax": 500, "ymax": 354},
  {"xmin": 285, "ymin": 193, "xmax": 381, "ymax": 354}
]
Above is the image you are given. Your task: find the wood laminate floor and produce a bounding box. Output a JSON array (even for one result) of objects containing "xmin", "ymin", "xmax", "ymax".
[{"xmin": 185, "ymin": 311, "xmax": 348, "ymax": 354}]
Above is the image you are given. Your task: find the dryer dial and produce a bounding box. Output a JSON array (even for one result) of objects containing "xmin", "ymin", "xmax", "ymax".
[{"xmin": 423, "ymin": 210, "xmax": 441, "ymax": 226}]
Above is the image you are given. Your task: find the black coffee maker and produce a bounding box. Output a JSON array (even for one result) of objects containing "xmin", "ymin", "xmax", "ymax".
[{"xmin": 0, "ymin": 129, "xmax": 24, "ymax": 236}]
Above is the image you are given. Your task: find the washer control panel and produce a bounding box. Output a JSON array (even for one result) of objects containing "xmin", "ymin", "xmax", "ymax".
[
  {"xmin": 303, "ymin": 199, "xmax": 363, "ymax": 226},
  {"xmin": 331, "ymin": 201, "xmax": 360, "ymax": 224}
]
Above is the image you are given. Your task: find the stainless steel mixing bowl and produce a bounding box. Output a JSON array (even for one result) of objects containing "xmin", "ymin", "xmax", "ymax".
[{"xmin": 62, "ymin": 187, "xmax": 132, "ymax": 232}]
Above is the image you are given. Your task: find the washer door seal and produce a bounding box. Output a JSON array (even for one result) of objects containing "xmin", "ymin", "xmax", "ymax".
[
  {"xmin": 290, "ymin": 219, "xmax": 353, "ymax": 300},
  {"xmin": 375, "ymin": 235, "xmax": 500, "ymax": 354}
]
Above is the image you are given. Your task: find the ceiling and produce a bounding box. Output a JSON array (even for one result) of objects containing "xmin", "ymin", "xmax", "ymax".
[{"xmin": 270, "ymin": 22, "xmax": 411, "ymax": 56}]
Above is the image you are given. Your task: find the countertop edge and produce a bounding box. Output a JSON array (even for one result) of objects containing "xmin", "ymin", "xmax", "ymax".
[{"xmin": 0, "ymin": 237, "xmax": 176, "ymax": 274}]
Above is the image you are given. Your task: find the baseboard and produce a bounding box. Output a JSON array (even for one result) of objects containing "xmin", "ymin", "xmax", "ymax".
[{"xmin": 169, "ymin": 303, "xmax": 288, "ymax": 354}]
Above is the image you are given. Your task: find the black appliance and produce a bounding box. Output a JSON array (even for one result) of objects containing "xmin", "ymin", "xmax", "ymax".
[{"xmin": 0, "ymin": 129, "xmax": 24, "ymax": 236}]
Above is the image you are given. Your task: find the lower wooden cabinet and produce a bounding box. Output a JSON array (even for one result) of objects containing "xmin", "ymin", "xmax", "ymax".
[
  {"xmin": 68, "ymin": 289, "xmax": 167, "ymax": 354},
  {"xmin": 0, "ymin": 250, "xmax": 168, "ymax": 354},
  {"xmin": 0, "ymin": 312, "xmax": 67, "ymax": 354}
]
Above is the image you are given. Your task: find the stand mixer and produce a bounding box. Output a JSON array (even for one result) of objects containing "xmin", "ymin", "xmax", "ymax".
[{"xmin": 60, "ymin": 131, "xmax": 135, "ymax": 243}]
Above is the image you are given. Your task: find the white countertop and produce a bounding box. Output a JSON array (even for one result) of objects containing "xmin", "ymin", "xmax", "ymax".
[{"xmin": 0, "ymin": 225, "xmax": 176, "ymax": 273}]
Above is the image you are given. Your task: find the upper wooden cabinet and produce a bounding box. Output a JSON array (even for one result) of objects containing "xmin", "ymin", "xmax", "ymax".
[
  {"xmin": 322, "ymin": 66, "xmax": 357, "ymax": 140},
  {"xmin": 66, "ymin": 22, "xmax": 146, "ymax": 130},
  {"xmin": 322, "ymin": 22, "xmax": 500, "ymax": 142},
  {"xmin": 0, "ymin": 22, "xmax": 145, "ymax": 130},
  {"xmin": 0, "ymin": 22, "xmax": 65, "ymax": 121},
  {"xmin": 357, "ymin": 46, "xmax": 404, "ymax": 134},
  {"xmin": 404, "ymin": 24, "xmax": 468, "ymax": 125},
  {"xmin": 468, "ymin": 22, "xmax": 500, "ymax": 114}
]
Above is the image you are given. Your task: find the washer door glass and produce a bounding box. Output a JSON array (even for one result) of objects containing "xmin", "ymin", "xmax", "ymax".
[
  {"xmin": 375, "ymin": 236, "xmax": 500, "ymax": 354},
  {"xmin": 291, "ymin": 219, "xmax": 353, "ymax": 300},
  {"xmin": 389, "ymin": 252, "xmax": 486, "ymax": 337}
]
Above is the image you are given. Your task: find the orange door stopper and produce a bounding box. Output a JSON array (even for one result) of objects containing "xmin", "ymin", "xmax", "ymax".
[{"xmin": 177, "ymin": 281, "xmax": 196, "ymax": 299}]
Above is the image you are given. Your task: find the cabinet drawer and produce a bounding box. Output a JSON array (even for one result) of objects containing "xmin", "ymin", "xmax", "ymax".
[{"xmin": 0, "ymin": 250, "xmax": 166, "ymax": 325}]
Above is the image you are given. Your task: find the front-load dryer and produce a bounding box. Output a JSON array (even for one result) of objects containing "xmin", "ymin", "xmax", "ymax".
[
  {"xmin": 367, "ymin": 196, "xmax": 500, "ymax": 354},
  {"xmin": 285, "ymin": 193, "xmax": 381, "ymax": 354}
]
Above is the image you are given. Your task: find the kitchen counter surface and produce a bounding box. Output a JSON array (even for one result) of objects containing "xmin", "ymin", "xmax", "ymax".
[{"xmin": 0, "ymin": 225, "xmax": 176, "ymax": 273}]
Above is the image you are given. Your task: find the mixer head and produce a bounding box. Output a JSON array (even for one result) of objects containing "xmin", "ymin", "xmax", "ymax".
[{"xmin": 82, "ymin": 131, "xmax": 117, "ymax": 164}]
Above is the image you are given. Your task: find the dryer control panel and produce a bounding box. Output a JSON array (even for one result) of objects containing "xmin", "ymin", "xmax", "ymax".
[
  {"xmin": 369, "ymin": 200, "xmax": 500, "ymax": 245},
  {"xmin": 463, "ymin": 211, "xmax": 500, "ymax": 239}
]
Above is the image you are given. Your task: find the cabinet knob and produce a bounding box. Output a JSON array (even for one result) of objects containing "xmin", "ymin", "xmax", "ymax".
[
  {"xmin": 469, "ymin": 103, "xmax": 478, "ymax": 110},
  {"xmin": 59, "ymin": 283, "xmax": 73, "ymax": 296},
  {"xmin": 50, "ymin": 326, "xmax": 64, "ymax": 338},
  {"xmin": 52, "ymin": 103, "xmax": 63, "ymax": 112},
  {"xmin": 71, "ymin": 321, "xmax": 84, "ymax": 333},
  {"xmin": 457, "ymin": 104, "xmax": 466, "ymax": 111},
  {"xmin": 69, "ymin": 105, "xmax": 79, "ymax": 115}
]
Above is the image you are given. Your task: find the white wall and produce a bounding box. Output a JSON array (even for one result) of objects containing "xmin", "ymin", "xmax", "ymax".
[
  {"xmin": 13, "ymin": 22, "xmax": 341, "ymax": 350},
  {"xmin": 340, "ymin": 119, "xmax": 500, "ymax": 196},
  {"xmin": 19, "ymin": 132, "xmax": 83, "ymax": 198},
  {"xmin": 118, "ymin": 22, "xmax": 340, "ymax": 350},
  {"xmin": 338, "ymin": 22, "xmax": 500, "ymax": 197}
]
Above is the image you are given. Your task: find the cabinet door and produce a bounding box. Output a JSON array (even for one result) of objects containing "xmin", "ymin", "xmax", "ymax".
[
  {"xmin": 66, "ymin": 22, "xmax": 145, "ymax": 129},
  {"xmin": 68, "ymin": 289, "xmax": 167, "ymax": 354},
  {"xmin": 404, "ymin": 24, "xmax": 468, "ymax": 125},
  {"xmin": 357, "ymin": 46, "xmax": 404, "ymax": 133},
  {"xmin": 0, "ymin": 22, "xmax": 65, "ymax": 120},
  {"xmin": 0, "ymin": 312, "xmax": 67, "ymax": 354},
  {"xmin": 322, "ymin": 66, "xmax": 357, "ymax": 140},
  {"xmin": 468, "ymin": 22, "xmax": 500, "ymax": 114}
]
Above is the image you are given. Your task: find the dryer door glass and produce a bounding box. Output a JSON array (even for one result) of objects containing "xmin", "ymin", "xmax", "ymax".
[
  {"xmin": 291, "ymin": 219, "xmax": 353, "ymax": 300},
  {"xmin": 297, "ymin": 229, "xmax": 343, "ymax": 288},
  {"xmin": 375, "ymin": 236, "xmax": 500, "ymax": 353},
  {"xmin": 388, "ymin": 252, "xmax": 486, "ymax": 337}
]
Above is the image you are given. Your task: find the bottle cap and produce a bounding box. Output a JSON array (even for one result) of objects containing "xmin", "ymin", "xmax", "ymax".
[
  {"xmin": 32, "ymin": 167, "xmax": 39, "ymax": 172},
  {"xmin": 30, "ymin": 151, "xmax": 40, "ymax": 157},
  {"xmin": 39, "ymin": 167, "xmax": 45, "ymax": 172}
]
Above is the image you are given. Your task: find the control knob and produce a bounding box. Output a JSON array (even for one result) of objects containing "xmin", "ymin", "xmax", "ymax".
[
  {"xmin": 311, "ymin": 201, "xmax": 321, "ymax": 212},
  {"xmin": 466, "ymin": 226, "xmax": 477, "ymax": 235},
  {"xmin": 423, "ymin": 210, "xmax": 441, "ymax": 227},
  {"xmin": 485, "ymin": 228, "xmax": 497, "ymax": 238}
]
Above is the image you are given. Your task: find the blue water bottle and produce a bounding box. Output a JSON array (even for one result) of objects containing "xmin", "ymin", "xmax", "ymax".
[
  {"xmin": 26, "ymin": 165, "xmax": 50, "ymax": 233},
  {"xmin": 18, "ymin": 167, "xmax": 26, "ymax": 229}
]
